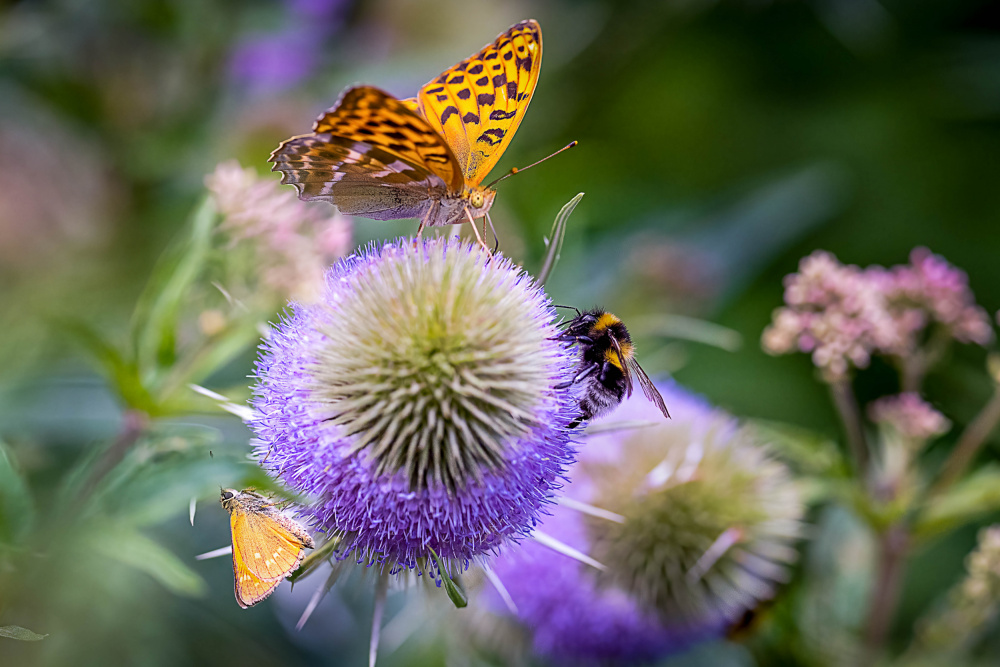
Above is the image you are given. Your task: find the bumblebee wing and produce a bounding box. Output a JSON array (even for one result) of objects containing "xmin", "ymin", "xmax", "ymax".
[
  {"xmin": 230, "ymin": 510, "xmax": 282, "ymax": 608},
  {"xmin": 626, "ymin": 356, "xmax": 671, "ymax": 419},
  {"xmin": 609, "ymin": 334, "xmax": 634, "ymax": 398},
  {"xmin": 232, "ymin": 509, "xmax": 311, "ymax": 581}
]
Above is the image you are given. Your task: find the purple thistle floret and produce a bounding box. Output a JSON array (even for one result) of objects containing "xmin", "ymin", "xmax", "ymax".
[
  {"xmin": 250, "ymin": 238, "xmax": 579, "ymax": 572},
  {"xmin": 484, "ymin": 505, "xmax": 722, "ymax": 666}
]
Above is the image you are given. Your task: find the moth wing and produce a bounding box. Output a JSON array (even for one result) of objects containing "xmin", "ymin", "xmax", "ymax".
[
  {"xmin": 416, "ymin": 20, "xmax": 542, "ymax": 185},
  {"xmin": 626, "ymin": 356, "xmax": 671, "ymax": 419}
]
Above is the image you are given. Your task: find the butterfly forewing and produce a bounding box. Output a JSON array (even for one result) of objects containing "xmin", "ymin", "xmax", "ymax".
[
  {"xmin": 230, "ymin": 509, "xmax": 311, "ymax": 581},
  {"xmin": 270, "ymin": 87, "xmax": 465, "ymax": 214},
  {"xmin": 416, "ymin": 19, "xmax": 542, "ymax": 185}
]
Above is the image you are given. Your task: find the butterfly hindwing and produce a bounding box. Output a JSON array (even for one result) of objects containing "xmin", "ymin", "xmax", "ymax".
[
  {"xmin": 416, "ymin": 19, "xmax": 542, "ymax": 185},
  {"xmin": 270, "ymin": 86, "xmax": 465, "ymax": 215},
  {"xmin": 231, "ymin": 530, "xmax": 282, "ymax": 609}
]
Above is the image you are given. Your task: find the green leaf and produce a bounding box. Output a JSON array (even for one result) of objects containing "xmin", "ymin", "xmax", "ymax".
[
  {"xmin": 0, "ymin": 625, "xmax": 48, "ymax": 641},
  {"xmin": 157, "ymin": 321, "xmax": 262, "ymax": 410},
  {"xmin": 428, "ymin": 547, "xmax": 467, "ymax": 608},
  {"xmin": 59, "ymin": 319, "xmax": 154, "ymax": 412},
  {"xmin": 748, "ymin": 419, "xmax": 848, "ymax": 477},
  {"xmin": 130, "ymin": 196, "xmax": 218, "ymax": 390},
  {"xmin": 630, "ymin": 314, "xmax": 743, "ymax": 352},
  {"xmin": 0, "ymin": 441, "xmax": 34, "ymax": 544},
  {"xmin": 537, "ymin": 193, "xmax": 584, "ymax": 286},
  {"xmin": 913, "ymin": 465, "xmax": 1000, "ymax": 541},
  {"xmin": 86, "ymin": 524, "xmax": 206, "ymax": 597}
]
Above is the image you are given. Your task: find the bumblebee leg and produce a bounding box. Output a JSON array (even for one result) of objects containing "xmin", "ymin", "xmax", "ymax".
[
  {"xmin": 599, "ymin": 360, "xmax": 614, "ymax": 384},
  {"xmin": 555, "ymin": 364, "xmax": 596, "ymax": 390}
]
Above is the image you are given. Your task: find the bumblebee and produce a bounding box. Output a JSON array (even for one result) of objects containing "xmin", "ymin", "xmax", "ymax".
[{"xmin": 553, "ymin": 307, "xmax": 670, "ymax": 424}]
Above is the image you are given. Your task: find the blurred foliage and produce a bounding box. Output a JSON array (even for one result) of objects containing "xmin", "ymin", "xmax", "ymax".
[{"xmin": 2, "ymin": 0, "xmax": 1000, "ymax": 665}]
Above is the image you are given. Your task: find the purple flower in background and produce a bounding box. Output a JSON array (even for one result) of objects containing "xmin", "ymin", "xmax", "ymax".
[
  {"xmin": 229, "ymin": 0, "xmax": 349, "ymax": 95},
  {"xmin": 250, "ymin": 238, "xmax": 579, "ymax": 573},
  {"xmin": 476, "ymin": 383, "xmax": 801, "ymax": 665}
]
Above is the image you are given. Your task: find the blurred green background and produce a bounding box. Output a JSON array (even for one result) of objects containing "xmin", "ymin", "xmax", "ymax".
[{"xmin": 2, "ymin": 0, "xmax": 1000, "ymax": 665}]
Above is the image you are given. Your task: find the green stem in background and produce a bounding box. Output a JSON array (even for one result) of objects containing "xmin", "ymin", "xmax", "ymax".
[
  {"xmin": 77, "ymin": 409, "xmax": 148, "ymax": 501},
  {"xmin": 829, "ymin": 377, "xmax": 869, "ymax": 475},
  {"xmin": 931, "ymin": 385, "xmax": 1000, "ymax": 497},
  {"xmin": 899, "ymin": 327, "xmax": 951, "ymax": 394},
  {"xmin": 862, "ymin": 523, "xmax": 910, "ymax": 666},
  {"xmin": 537, "ymin": 193, "xmax": 584, "ymax": 286}
]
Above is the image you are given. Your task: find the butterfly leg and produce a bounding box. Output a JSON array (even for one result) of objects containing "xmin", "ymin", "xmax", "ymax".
[
  {"xmin": 413, "ymin": 202, "xmax": 438, "ymax": 246},
  {"xmin": 464, "ymin": 208, "xmax": 490, "ymax": 252}
]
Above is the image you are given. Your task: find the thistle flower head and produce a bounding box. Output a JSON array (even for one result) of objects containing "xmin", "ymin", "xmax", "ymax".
[
  {"xmin": 581, "ymin": 383, "xmax": 804, "ymax": 624},
  {"xmin": 481, "ymin": 502, "xmax": 721, "ymax": 666},
  {"xmin": 868, "ymin": 393, "xmax": 950, "ymax": 442},
  {"xmin": 250, "ymin": 237, "xmax": 578, "ymax": 571}
]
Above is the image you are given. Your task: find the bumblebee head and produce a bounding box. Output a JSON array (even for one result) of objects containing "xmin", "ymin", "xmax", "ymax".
[{"xmin": 567, "ymin": 308, "xmax": 624, "ymax": 337}]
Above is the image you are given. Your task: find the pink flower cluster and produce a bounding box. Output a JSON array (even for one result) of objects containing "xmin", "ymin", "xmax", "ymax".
[
  {"xmin": 205, "ymin": 160, "xmax": 352, "ymax": 302},
  {"xmin": 762, "ymin": 249, "xmax": 993, "ymax": 379},
  {"xmin": 868, "ymin": 392, "xmax": 951, "ymax": 441},
  {"xmin": 870, "ymin": 248, "xmax": 994, "ymax": 353}
]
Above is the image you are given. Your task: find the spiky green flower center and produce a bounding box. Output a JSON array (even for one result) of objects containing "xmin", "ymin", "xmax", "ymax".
[
  {"xmin": 306, "ymin": 241, "xmax": 556, "ymax": 493},
  {"xmin": 583, "ymin": 418, "xmax": 800, "ymax": 621}
]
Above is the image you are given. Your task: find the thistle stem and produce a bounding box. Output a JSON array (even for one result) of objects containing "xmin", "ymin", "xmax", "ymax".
[
  {"xmin": 829, "ymin": 378, "xmax": 869, "ymax": 474},
  {"xmin": 931, "ymin": 385, "xmax": 1000, "ymax": 496},
  {"xmin": 78, "ymin": 409, "xmax": 148, "ymax": 500},
  {"xmin": 369, "ymin": 573, "xmax": 389, "ymax": 667},
  {"xmin": 862, "ymin": 523, "xmax": 909, "ymax": 666}
]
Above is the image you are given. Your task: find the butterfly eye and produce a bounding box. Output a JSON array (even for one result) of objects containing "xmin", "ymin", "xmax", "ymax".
[{"xmin": 470, "ymin": 191, "xmax": 485, "ymax": 209}]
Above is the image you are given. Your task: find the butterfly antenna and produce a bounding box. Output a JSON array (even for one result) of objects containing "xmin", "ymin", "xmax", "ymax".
[{"xmin": 485, "ymin": 141, "xmax": 578, "ymax": 190}]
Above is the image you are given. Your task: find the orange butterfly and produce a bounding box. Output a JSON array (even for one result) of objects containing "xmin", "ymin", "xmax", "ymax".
[
  {"xmin": 219, "ymin": 489, "xmax": 314, "ymax": 608},
  {"xmin": 269, "ymin": 20, "xmax": 544, "ymax": 244}
]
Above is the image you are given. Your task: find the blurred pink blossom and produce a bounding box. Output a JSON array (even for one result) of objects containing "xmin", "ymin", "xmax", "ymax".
[
  {"xmin": 762, "ymin": 250, "xmax": 902, "ymax": 379},
  {"xmin": 868, "ymin": 393, "xmax": 951, "ymax": 441},
  {"xmin": 205, "ymin": 160, "xmax": 352, "ymax": 302},
  {"xmin": 868, "ymin": 248, "xmax": 994, "ymax": 353},
  {"xmin": 763, "ymin": 249, "xmax": 994, "ymax": 380}
]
